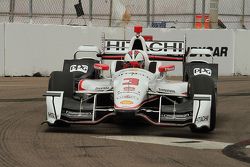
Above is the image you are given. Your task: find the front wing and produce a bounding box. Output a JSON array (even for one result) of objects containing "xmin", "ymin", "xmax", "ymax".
[{"xmin": 44, "ymin": 90, "xmax": 212, "ymax": 128}]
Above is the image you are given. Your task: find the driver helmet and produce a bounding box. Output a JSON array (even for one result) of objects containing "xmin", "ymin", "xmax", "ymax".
[{"xmin": 124, "ymin": 50, "xmax": 145, "ymax": 68}]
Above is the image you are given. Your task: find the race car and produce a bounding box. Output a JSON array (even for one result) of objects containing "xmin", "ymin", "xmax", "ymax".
[{"xmin": 44, "ymin": 26, "xmax": 218, "ymax": 133}]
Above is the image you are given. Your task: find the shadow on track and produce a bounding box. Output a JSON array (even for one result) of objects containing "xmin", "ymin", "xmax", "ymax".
[{"xmin": 41, "ymin": 119, "xmax": 216, "ymax": 141}]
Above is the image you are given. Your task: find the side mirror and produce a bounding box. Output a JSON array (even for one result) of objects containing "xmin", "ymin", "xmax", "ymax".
[
  {"xmin": 94, "ymin": 63, "xmax": 109, "ymax": 71},
  {"xmin": 158, "ymin": 65, "xmax": 175, "ymax": 73}
]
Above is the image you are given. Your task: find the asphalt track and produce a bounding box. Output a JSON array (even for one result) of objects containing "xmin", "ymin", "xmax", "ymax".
[{"xmin": 0, "ymin": 76, "xmax": 250, "ymax": 167}]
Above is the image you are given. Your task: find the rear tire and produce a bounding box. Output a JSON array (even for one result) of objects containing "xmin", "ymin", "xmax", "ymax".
[
  {"xmin": 48, "ymin": 71, "xmax": 74, "ymax": 97},
  {"xmin": 188, "ymin": 75, "xmax": 216, "ymax": 133}
]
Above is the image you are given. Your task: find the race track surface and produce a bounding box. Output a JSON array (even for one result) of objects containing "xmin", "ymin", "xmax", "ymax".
[{"xmin": 0, "ymin": 76, "xmax": 250, "ymax": 167}]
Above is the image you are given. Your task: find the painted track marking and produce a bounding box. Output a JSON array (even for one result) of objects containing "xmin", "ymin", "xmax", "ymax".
[{"xmin": 95, "ymin": 135, "xmax": 231, "ymax": 150}]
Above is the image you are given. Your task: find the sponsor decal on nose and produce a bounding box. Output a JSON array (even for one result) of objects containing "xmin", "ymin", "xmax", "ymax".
[{"xmin": 120, "ymin": 100, "xmax": 133, "ymax": 105}]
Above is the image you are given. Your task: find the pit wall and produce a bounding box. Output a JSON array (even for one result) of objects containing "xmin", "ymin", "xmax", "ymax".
[{"xmin": 0, "ymin": 23, "xmax": 249, "ymax": 76}]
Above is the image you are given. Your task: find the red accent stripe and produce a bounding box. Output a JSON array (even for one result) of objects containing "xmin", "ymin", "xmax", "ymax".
[
  {"xmin": 94, "ymin": 63, "xmax": 109, "ymax": 70},
  {"xmin": 148, "ymin": 55, "xmax": 183, "ymax": 61},
  {"xmin": 102, "ymin": 55, "xmax": 125, "ymax": 60},
  {"xmin": 158, "ymin": 64, "xmax": 175, "ymax": 72},
  {"xmin": 101, "ymin": 55, "xmax": 183, "ymax": 61},
  {"xmin": 78, "ymin": 79, "xmax": 85, "ymax": 91}
]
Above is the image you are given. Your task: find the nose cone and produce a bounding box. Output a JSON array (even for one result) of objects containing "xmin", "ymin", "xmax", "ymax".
[
  {"xmin": 114, "ymin": 78, "xmax": 147, "ymax": 110},
  {"xmin": 113, "ymin": 69, "xmax": 153, "ymax": 110}
]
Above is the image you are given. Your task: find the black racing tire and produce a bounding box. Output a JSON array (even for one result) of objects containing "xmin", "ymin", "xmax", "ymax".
[
  {"xmin": 47, "ymin": 71, "xmax": 74, "ymax": 128},
  {"xmin": 48, "ymin": 121, "xmax": 70, "ymax": 127},
  {"xmin": 48, "ymin": 71, "xmax": 74, "ymax": 98},
  {"xmin": 188, "ymin": 75, "xmax": 216, "ymax": 133}
]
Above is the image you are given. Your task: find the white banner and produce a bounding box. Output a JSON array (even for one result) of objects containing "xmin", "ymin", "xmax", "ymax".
[{"xmin": 185, "ymin": 30, "xmax": 234, "ymax": 75}]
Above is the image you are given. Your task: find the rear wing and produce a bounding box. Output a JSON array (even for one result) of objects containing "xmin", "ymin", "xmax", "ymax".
[
  {"xmin": 74, "ymin": 45, "xmax": 101, "ymax": 61},
  {"xmin": 102, "ymin": 40, "xmax": 185, "ymax": 55},
  {"xmin": 186, "ymin": 48, "xmax": 214, "ymax": 63},
  {"xmin": 100, "ymin": 35, "xmax": 186, "ymax": 61}
]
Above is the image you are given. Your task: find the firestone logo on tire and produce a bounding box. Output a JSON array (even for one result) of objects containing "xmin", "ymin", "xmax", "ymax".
[{"xmin": 70, "ymin": 65, "xmax": 88, "ymax": 73}]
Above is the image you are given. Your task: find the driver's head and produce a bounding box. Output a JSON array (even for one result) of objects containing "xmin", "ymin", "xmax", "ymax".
[{"xmin": 124, "ymin": 50, "xmax": 145, "ymax": 68}]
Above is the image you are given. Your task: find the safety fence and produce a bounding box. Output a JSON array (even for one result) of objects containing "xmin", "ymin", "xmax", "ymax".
[{"xmin": 0, "ymin": 0, "xmax": 250, "ymax": 29}]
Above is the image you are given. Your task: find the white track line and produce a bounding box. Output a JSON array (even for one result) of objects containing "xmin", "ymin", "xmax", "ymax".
[{"xmin": 95, "ymin": 135, "xmax": 231, "ymax": 150}]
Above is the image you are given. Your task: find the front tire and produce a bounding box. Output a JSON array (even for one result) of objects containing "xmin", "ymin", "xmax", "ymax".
[
  {"xmin": 188, "ymin": 75, "xmax": 216, "ymax": 133},
  {"xmin": 47, "ymin": 71, "xmax": 74, "ymax": 127},
  {"xmin": 47, "ymin": 121, "xmax": 70, "ymax": 127}
]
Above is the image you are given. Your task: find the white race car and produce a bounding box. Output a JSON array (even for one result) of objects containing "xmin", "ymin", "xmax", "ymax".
[{"xmin": 44, "ymin": 26, "xmax": 218, "ymax": 133}]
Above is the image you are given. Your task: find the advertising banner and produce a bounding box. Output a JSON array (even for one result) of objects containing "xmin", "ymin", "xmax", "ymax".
[{"xmin": 186, "ymin": 30, "xmax": 234, "ymax": 75}]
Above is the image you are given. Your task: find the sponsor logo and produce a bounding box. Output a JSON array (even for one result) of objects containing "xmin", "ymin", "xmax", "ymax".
[
  {"xmin": 120, "ymin": 100, "xmax": 133, "ymax": 105},
  {"xmin": 116, "ymin": 95, "xmax": 139, "ymax": 100},
  {"xmin": 105, "ymin": 40, "xmax": 184, "ymax": 54},
  {"xmin": 117, "ymin": 91, "xmax": 141, "ymax": 96},
  {"xmin": 66, "ymin": 111, "xmax": 92, "ymax": 116},
  {"xmin": 95, "ymin": 86, "xmax": 111, "ymax": 91},
  {"xmin": 116, "ymin": 71, "xmax": 151, "ymax": 80},
  {"xmin": 123, "ymin": 87, "xmax": 135, "ymax": 91},
  {"xmin": 158, "ymin": 88, "xmax": 175, "ymax": 94},
  {"xmin": 48, "ymin": 112, "xmax": 55, "ymax": 119},
  {"xmin": 105, "ymin": 41, "xmax": 229, "ymax": 57},
  {"xmin": 187, "ymin": 47, "xmax": 228, "ymax": 57},
  {"xmin": 193, "ymin": 68, "xmax": 212, "ymax": 76},
  {"xmin": 70, "ymin": 65, "xmax": 88, "ymax": 73},
  {"xmin": 161, "ymin": 113, "xmax": 192, "ymax": 119},
  {"xmin": 65, "ymin": 111, "xmax": 93, "ymax": 119},
  {"xmin": 196, "ymin": 116, "xmax": 209, "ymax": 122}
]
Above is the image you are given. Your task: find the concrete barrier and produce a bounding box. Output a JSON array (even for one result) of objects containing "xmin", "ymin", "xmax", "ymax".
[
  {"xmin": 4, "ymin": 24, "xmax": 102, "ymax": 76},
  {"xmin": 234, "ymin": 30, "xmax": 250, "ymax": 75},
  {"xmin": 0, "ymin": 23, "xmax": 249, "ymax": 76},
  {"xmin": 0, "ymin": 23, "xmax": 4, "ymax": 76}
]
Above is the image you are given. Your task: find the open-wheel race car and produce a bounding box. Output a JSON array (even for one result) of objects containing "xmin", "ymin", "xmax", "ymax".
[{"xmin": 44, "ymin": 26, "xmax": 218, "ymax": 133}]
